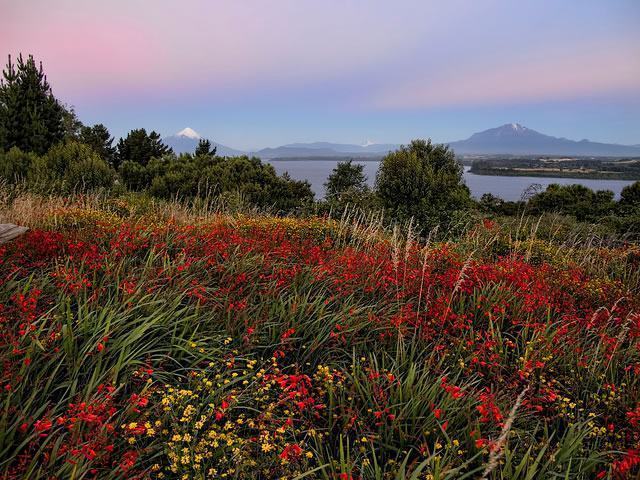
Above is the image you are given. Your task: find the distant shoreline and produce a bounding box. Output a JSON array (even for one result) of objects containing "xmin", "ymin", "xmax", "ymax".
[
  {"xmin": 268, "ymin": 156, "xmax": 384, "ymax": 162},
  {"xmin": 469, "ymin": 168, "xmax": 640, "ymax": 181}
]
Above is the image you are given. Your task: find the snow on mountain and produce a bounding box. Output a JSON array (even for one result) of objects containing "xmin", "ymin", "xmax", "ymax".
[
  {"xmin": 176, "ymin": 127, "xmax": 201, "ymax": 139},
  {"xmin": 163, "ymin": 128, "xmax": 246, "ymax": 157}
]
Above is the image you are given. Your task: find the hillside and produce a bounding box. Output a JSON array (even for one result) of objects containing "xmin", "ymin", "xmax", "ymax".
[{"xmin": 0, "ymin": 192, "xmax": 638, "ymax": 479}]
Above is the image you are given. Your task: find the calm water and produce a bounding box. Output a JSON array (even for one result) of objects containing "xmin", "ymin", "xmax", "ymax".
[{"xmin": 269, "ymin": 160, "xmax": 636, "ymax": 201}]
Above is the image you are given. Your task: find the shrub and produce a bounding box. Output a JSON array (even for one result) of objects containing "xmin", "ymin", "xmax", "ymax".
[
  {"xmin": 0, "ymin": 146, "xmax": 37, "ymax": 183},
  {"xmin": 527, "ymin": 184, "xmax": 616, "ymax": 222},
  {"xmin": 65, "ymin": 155, "xmax": 115, "ymax": 191},
  {"xmin": 324, "ymin": 159, "xmax": 368, "ymax": 199},
  {"xmin": 27, "ymin": 140, "xmax": 114, "ymax": 192},
  {"xmin": 620, "ymin": 181, "xmax": 640, "ymax": 211},
  {"xmin": 122, "ymin": 153, "xmax": 314, "ymax": 213}
]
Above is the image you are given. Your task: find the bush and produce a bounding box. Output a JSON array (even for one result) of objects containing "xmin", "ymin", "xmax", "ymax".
[
  {"xmin": 65, "ymin": 155, "xmax": 115, "ymax": 191},
  {"xmin": 324, "ymin": 160, "xmax": 368, "ymax": 199},
  {"xmin": 619, "ymin": 181, "xmax": 640, "ymax": 211},
  {"xmin": 27, "ymin": 140, "xmax": 114, "ymax": 192},
  {"xmin": 119, "ymin": 160, "xmax": 151, "ymax": 191},
  {"xmin": 527, "ymin": 184, "xmax": 616, "ymax": 222},
  {"xmin": 122, "ymin": 153, "xmax": 314, "ymax": 213},
  {"xmin": 0, "ymin": 146, "xmax": 37, "ymax": 183}
]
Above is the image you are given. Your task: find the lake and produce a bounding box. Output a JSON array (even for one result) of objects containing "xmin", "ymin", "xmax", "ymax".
[{"xmin": 268, "ymin": 159, "xmax": 636, "ymax": 201}]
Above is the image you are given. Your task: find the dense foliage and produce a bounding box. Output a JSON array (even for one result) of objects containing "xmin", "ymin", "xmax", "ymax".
[
  {"xmin": 121, "ymin": 152, "xmax": 314, "ymax": 212},
  {"xmin": 80, "ymin": 124, "xmax": 117, "ymax": 168},
  {"xmin": 527, "ymin": 184, "xmax": 616, "ymax": 222},
  {"xmin": 376, "ymin": 140, "xmax": 472, "ymax": 230},
  {"xmin": 0, "ymin": 54, "xmax": 66, "ymax": 155},
  {"xmin": 0, "ymin": 193, "xmax": 638, "ymax": 478},
  {"xmin": 116, "ymin": 129, "xmax": 173, "ymax": 170},
  {"xmin": 324, "ymin": 160, "xmax": 369, "ymax": 199}
]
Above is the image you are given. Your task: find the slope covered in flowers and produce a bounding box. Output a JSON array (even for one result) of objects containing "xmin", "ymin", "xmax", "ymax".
[{"xmin": 0, "ymin": 203, "xmax": 639, "ymax": 479}]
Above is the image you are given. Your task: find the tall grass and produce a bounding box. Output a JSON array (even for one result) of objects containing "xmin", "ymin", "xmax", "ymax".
[{"xmin": 0, "ymin": 188, "xmax": 638, "ymax": 478}]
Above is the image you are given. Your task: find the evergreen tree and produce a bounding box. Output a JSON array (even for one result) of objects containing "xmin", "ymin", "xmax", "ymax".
[
  {"xmin": 195, "ymin": 138, "xmax": 216, "ymax": 156},
  {"xmin": 0, "ymin": 54, "xmax": 65, "ymax": 154},
  {"xmin": 62, "ymin": 105, "xmax": 83, "ymax": 140},
  {"xmin": 80, "ymin": 124, "xmax": 117, "ymax": 167},
  {"xmin": 116, "ymin": 128, "xmax": 172, "ymax": 169}
]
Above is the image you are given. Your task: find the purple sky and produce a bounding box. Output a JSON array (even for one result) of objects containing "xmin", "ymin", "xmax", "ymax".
[{"xmin": 2, "ymin": 0, "xmax": 639, "ymax": 149}]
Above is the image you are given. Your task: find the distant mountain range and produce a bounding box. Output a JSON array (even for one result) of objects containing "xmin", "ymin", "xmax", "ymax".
[
  {"xmin": 256, "ymin": 142, "xmax": 398, "ymax": 158},
  {"xmin": 163, "ymin": 124, "xmax": 640, "ymax": 159},
  {"xmin": 448, "ymin": 123, "xmax": 640, "ymax": 157}
]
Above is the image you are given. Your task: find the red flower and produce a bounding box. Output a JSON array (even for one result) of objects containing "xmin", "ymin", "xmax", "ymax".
[
  {"xmin": 280, "ymin": 443, "xmax": 303, "ymax": 461},
  {"xmin": 119, "ymin": 450, "xmax": 138, "ymax": 473}
]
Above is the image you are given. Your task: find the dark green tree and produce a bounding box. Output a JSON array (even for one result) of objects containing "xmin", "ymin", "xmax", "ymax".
[
  {"xmin": 62, "ymin": 105, "xmax": 83, "ymax": 140},
  {"xmin": 121, "ymin": 152, "xmax": 313, "ymax": 212},
  {"xmin": 0, "ymin": 54, "xmax": 66, "ymax": 154},
  {"xmin": 195, "ymin": 138, "xmax": 216, "ymax": 157},
  {"xmin": 80, "ymin": 124, "xmax": 117, "ymax": 166},
  {"xmin": 616, "ymin": 181, "xmax": 640, "ymax": 234},
  {"xmin": 375, "ymin": 139, "xmax": 471, "ymax": 230},
  {"xmin": 479, "ymin": 193, "xmax": 523, "ymax": 216},
  {"xmin": 116, "ymin": 128, "xmax": 172, "ymax": 169},
  {"xmin": 619, "ymin": 181, "xmax": 640, "ymax": 210},
  {"xmin": 324, "ymin": 160, "xmax": 368, "ymax": 199}
]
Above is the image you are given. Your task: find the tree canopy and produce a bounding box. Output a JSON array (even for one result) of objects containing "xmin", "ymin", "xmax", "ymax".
[
  {"xmin": 195, "ymin": 138, "xmax": 216, "ymax": 157},
  {"xmin": 375, "ymin": 139, "xmax": 471, "ymax": 230},
  {"xmin": 116, "ymin": 128, "xmax": 172, "ymax": 169},
  {"xmin": 0, "ymin": 54, "xmax": 65, "ymax": 154},
  {"xmin": 324, "ymin": 160, "xmax": 368, "ymax": 199},
  {"xmin": 80, "ymin": 124, "xmax": 117, "ymax": 167}
]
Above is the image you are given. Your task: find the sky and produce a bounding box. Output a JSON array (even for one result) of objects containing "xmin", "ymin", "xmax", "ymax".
[{"xmin": 2, "ymin": 0, "xmax": 639, "ymax": 150}]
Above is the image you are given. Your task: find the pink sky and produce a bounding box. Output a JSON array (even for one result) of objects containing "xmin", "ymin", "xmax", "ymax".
[{"xmin": 2, "ymin": 0, "xmax": 639, "ymax": 148}]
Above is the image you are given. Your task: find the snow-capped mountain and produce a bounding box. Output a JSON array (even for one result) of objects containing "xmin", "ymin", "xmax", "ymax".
[
  {"xmin": 448, "ymin": 124, "xmax": 640, "ymax": 156},
  {"xmin": 175, "ymin": 127, "xmax": 201, "ymax": 140},
  {"xmin": 163, "ymin": 128, "xmax": 246, "ymax": 157}
]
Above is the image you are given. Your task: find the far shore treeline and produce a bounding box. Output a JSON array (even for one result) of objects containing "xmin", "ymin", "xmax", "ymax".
[{"xmin": 1, "ymin": 53, "xmax": 639, "ymax": 236}]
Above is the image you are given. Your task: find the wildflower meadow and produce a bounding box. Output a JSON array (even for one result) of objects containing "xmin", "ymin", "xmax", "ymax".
[{"xmin": 0, "ymin": 193, "xmax": 638, "ymax": 479}]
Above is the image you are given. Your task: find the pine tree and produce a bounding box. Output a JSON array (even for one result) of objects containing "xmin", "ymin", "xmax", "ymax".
[
  {"xmin": 195, "ymin": 138, "xmax": 216, "ymax": 156},
  {"xmin": 324, "ymin": 159, "xmax": 367, "ymax": 199},
  {"xmin": 80, "ymin": 124, "xmax": 117, "ymax": 167},
  {"xmin": 62, "ymin": 106, "xmax": 84, "ymax": 140},
  {"xmin": 0, "ymin": 54, "xmax": 66, "ymax": 154},
  {"xmin": 116, "ymin": 128, "xmax": 172, "ymax": 169}
]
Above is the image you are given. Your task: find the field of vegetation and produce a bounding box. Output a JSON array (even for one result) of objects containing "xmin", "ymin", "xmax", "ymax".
[
  {"xmin": 0, "ymin": 190, "xmax": 638, "ymax": 479},
  {"xmin": 469, "ymin": 157, "xmax": 640, "ymax": 181}
]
